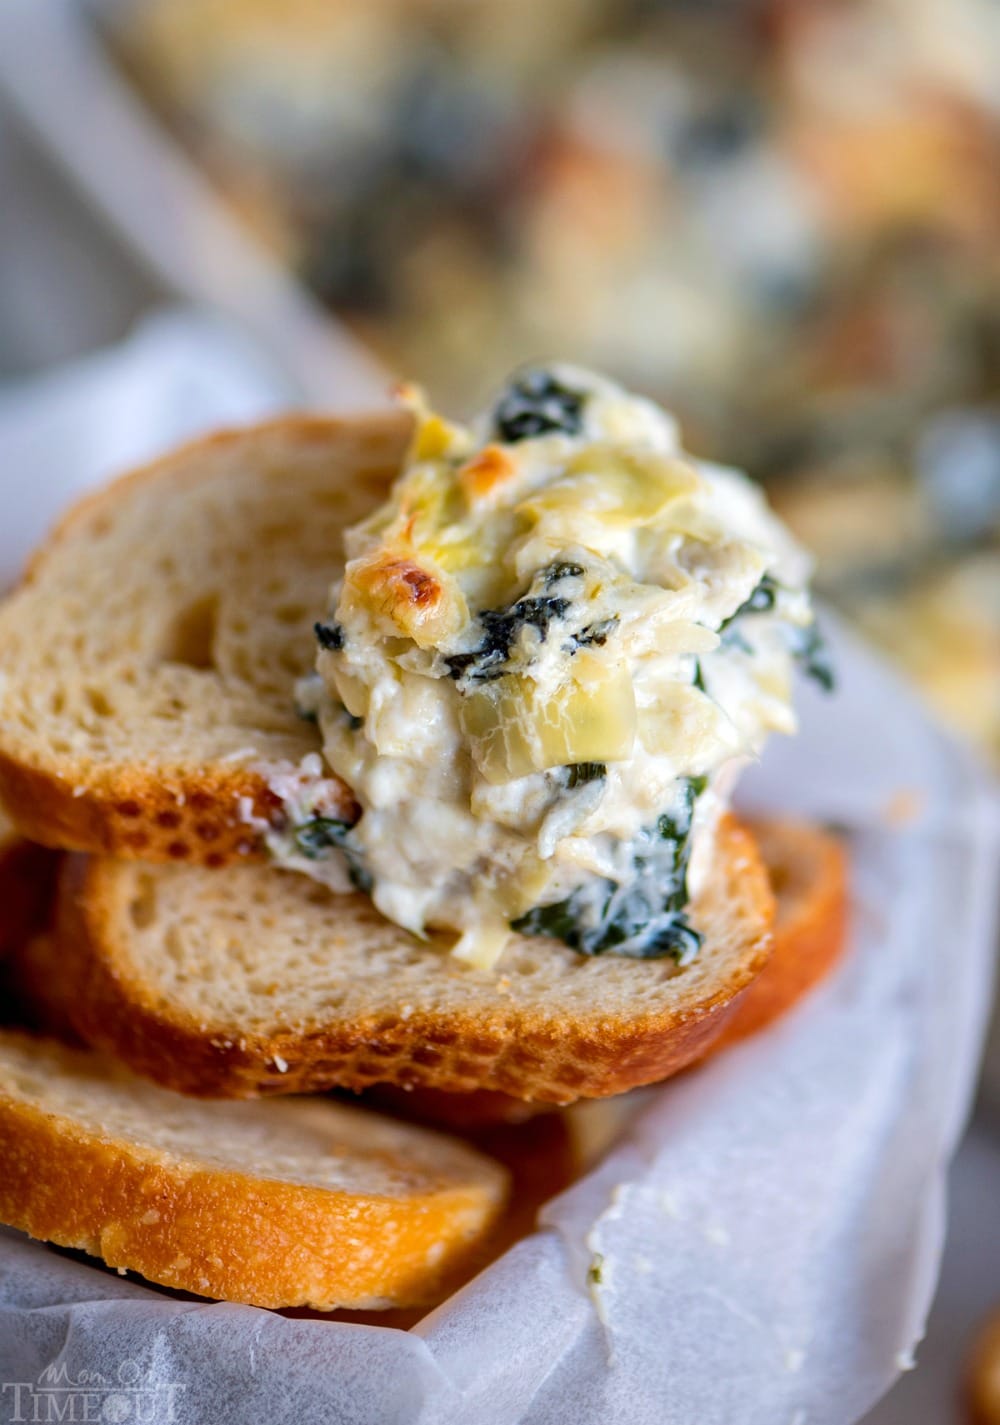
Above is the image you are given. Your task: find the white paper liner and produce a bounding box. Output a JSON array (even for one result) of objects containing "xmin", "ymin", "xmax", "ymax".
[{"xmin": 0, "ymin": 319, "xmax": 997, "ymax": 1425}]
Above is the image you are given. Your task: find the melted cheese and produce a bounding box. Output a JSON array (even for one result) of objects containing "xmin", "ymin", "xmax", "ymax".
[{"xmin": 280, "ymin": 365, "xmax": 816, "ymax": 968}]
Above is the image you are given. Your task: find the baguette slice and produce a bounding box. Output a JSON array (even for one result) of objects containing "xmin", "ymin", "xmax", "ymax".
[
  {"xmin": 348, "ymin": 819, "xmax": 848, "ymax": 1125},
  {"xmin": 44, "ymin": 816, "xmax": 773, "ymax": 1104},
  {"xmin": 713, "ymin": 818, "xmax": 848, "ymax": 1049},
  {"xmin": 0, "ymin": 1029, "xmax": 507, "ymax": 1310},
  {"xmin": 2, "ymin": 818, "xmax": 843, "ymax": 1117},
  {"xmin": 0, "ymin": 413, "xmax": 410, "ymax": 862}
]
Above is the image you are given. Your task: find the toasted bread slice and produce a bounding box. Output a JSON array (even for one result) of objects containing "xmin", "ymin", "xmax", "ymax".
[
  {"xmin": 0, "ymin": 1029, "xmax": 507, "ymax": 1310},
  {"xmin": 0, "ymin": 414, "xmax": 410, "ymax": 862},
  {"xmin": 713, "ymin": 818, "xmax": 848, "ymax": 1049},
  {"xmin": 42, "ymin": 816, "xmax": 772, "ymax": 1104},
  {"xmin": 361, "ymin": 818, "xmax": 848, "ymax": 1122}
]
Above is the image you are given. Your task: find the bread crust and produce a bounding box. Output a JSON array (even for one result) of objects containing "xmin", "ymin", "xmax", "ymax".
[
  {"xmin": 342, "ymin": 818, "xmax": 848, "ymax": 1123},
  {"xmin": 711, "ymin": 818, "xmax": 848, "ymax": 1049},
  {"xmin": 0, "ymin": 752, "xmax": 284, "ymax": 864},
  {"xmin": 17, "ymin": 413, "xmax": 407, "ymax": 584},
  {"xmin": 0, "ymin": 1031, "xmax": 507, "ymax": 1311},
  {"xmin": 0, "ymin": 412, "xmax": 407, "ymax": 863},
  {"xmin": 49, "ymin": 817, "xmax": 774, "ymax": 1105}
]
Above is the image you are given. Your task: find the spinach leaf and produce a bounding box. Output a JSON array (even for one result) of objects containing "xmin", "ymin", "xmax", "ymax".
[
  {"xmin": 293, "ymin": 816, "xmax": 351, "ymax": 858},
  {"xmin": 314, "ymin": 622, "xmax": 345, "ymax": 651},
  {"xmin": 567, "ymin": 615, "xmax": 619, "ymax": 651},
  {"xmin": 565, "ymin": 762, "xmax": 607, "ymax": 789},
  {"xmin": 513, "ymin": 896, "xmax": 581, "ymax": 947},
  {"xmin": 445, "ymin": 561, "xmax": 617, "ymax": 684},
  {"xmin": 512, "ymin": 774, "xmax": 707, "ymax": 962},
  {"xmin": 445, "ymin": 563, "xmax": 585, "ymax": 682},
  {"xmin": 657, "ymin": 774, "xmax": 707, "ymax": 843},
  {"xmin": 719, "ymin": 573, "xmax": 778, "ymax": 648},
  {"xmin": 493, "ymin": 370, "xmax": 586, "ymax": 443},
  {"xmin": 292, "ymin": 816, "xmax": 372, "ymax": 893},
  {"xmin": 543, "ymin": 561, "xmax": 585, "ymax": 586},
  {"xmin": 792, "ymin": 620, "xmax": 836, "ymax": 692},
  {"xmin": 719, "ymin": 572, "xmax": 835, "ymax": 692},
  {"xmin": 444, "ymin": 594, "xmax": 570, "ymax": 681}
]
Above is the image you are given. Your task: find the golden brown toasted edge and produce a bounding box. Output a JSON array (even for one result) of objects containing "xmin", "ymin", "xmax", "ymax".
[
  {"xmin": 0, "ymin": 754, "xmax": 304, "ymax": 866},
  {"xmin": 0, "ymin": 412, "xmax": 408, "ymax": 863},
  {"xmin": 52, "ymin": 817, "xmax": 774, "ymax": 1105},
  {"xmin": 16, "ymin": 413, "xmax": 407, "ymax": 584},
  {"xmin": 0, "ymin": 1030, "xmax": 507, "ymax": 1311},
  {"xmin": 710, "ymin": 817, "xmax": 848, "ymax": 1051}
]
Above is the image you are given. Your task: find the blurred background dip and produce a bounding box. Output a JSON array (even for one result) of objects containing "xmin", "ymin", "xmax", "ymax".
[{"xmin": 102, "ymin": 0, "xmax": 1000, "ymax": 764}]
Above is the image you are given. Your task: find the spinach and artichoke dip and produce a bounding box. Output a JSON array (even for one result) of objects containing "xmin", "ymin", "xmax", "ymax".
[{"xmin": 272, "ymin": 365, "xmax": 830, "ymax": 970}]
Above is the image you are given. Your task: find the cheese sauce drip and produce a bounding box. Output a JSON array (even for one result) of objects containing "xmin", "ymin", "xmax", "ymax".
[{"xmin": 286, "ymin": 365, "xmax": 824, "ymax": 969}]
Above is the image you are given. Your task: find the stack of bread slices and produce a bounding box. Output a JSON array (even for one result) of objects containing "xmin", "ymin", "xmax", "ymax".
[{"xmin": 0, "ymin": 415, "xmax": 847, "ymax": 1312}]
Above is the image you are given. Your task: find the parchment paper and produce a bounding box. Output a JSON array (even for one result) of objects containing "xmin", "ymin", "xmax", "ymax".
[{"xmin": 0, "ymin": 314, "xmax": 997, "ymax": 1425}]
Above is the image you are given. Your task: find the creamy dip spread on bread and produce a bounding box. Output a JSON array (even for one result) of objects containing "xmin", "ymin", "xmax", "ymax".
[{"xmin": 272, "ymin": 366, "xmax": 827, "ymax": 969}]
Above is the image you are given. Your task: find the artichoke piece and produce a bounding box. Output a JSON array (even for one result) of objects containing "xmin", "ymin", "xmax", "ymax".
[
  {"xmin": 518, "ymin": 448, "xmax": 701, "ymax": 529},
  {"xmin": 459, "ymin": 682, "xmax": 537, "ymax": 782},
  {"xmin": 329, "ymin": 667, "xmax": 369, "ymax": 720},
  {"xmin": 462, "ymin": 661, "xmax": 636, "ymax": 784},
  {"xmin": 396, "ymin": 467, "xmax": 467, "ymax": 545},
  {"xmin": 637, "ymin": 683, "xmax": 743, "ymax": 766},
  {"xmin": 351, "ymin": 464, "xmax": 463, "ymax": 561}
]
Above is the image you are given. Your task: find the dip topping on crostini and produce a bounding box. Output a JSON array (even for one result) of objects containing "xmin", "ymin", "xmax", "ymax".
[{"xmin": 271, "ymin": 365, "xmax": 827, "ymax": 969}]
